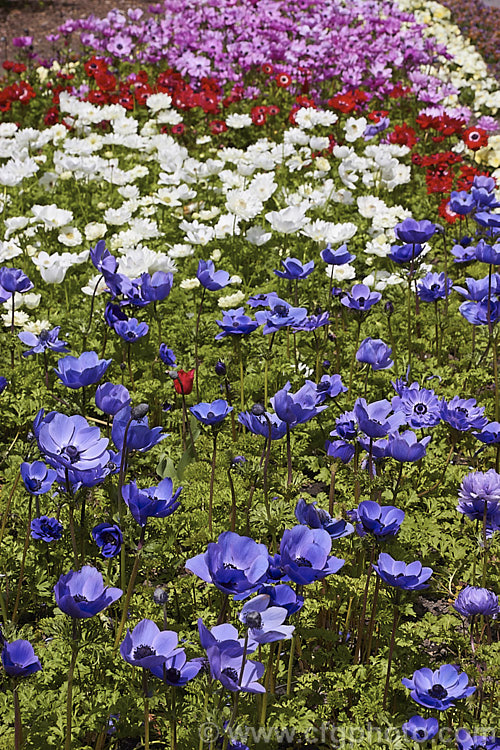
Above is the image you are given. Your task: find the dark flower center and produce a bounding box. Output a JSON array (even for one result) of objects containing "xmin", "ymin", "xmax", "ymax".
[
  {"xmin": 73, "ymin": 594, "xmax": 88, "ymax": 603},
  {"xmin": 430, "ymin": 283, "xmax": 440, "ymax": 291},
  {"xmin": 222, "ymin": 667, "xmax": 239, "ymax": 682},
  {"xmin": 29, "ymin": 479, "xmax": 42, "ymax": 491},
  {"xmin": 414, "ymin": 403, "xmax": 428, "ymax": 415},
  {"xmin": 244, "ymin": 611, "xmax": 262, "ymax": 629},
  {"xmin": 416, "ymin": 730, "xmax": 426, "ymax": 739},
  {"xmin": 428, "ymin": 683, "xmax": 448, "ymax": 700},
  {"xmin": 295, "ymin": 557, "xmax": 312, "ymax": 567},
  {"xmin": 39, "ymin": 329, "xmax": 50, "ymax": 342},
  {"xmin": 274, "ymin": 304, "xmax": 289, "ymax": 317},
  {"xmin": 223, "ymin": 563, "xmax": 237, "ymax": 569},
  {"xmin": 102, "ymin": 532, "xmax": 117, "ymax": 544},
  {"xmin": 164, "ymin": 667, "xmax": 181, "ymax": 683},
  {"xmin": 63, "ymin": 445, "xmax": 80, "ymax": 462},
  {"xmin": 134, "ymin": 644, "xmax": 156, "ymax": 660}
]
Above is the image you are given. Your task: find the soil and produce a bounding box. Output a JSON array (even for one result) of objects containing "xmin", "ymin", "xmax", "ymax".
[{"xmin": 0, "ymin": 0, "xmax": 155, "ymax": 64}]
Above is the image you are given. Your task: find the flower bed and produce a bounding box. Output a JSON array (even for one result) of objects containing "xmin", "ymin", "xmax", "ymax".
[{"xmin": 0, "ymin": 1, "xmax": 500, "ymax": 748}]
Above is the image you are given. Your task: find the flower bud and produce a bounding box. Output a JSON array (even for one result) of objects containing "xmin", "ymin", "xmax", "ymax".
[
  {"xmin": 131, "ymin": 403, "xmax": 149, "ymax": 420},
  {"xmin": 215, "ymin": 359, "xmax": 226, "ymax": 376},
  {"xmin": 251, "ymin": 403, "xmax": 265, "ymax": 416},
  {"xmin": 153, "ymin": 586, "xmax": 169, "ymax": 605}
]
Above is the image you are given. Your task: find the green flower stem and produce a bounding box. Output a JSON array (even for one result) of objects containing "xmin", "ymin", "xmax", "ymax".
[
  {"xmin": 493, "ymin": 333, "xmax": 499, "ymax": 423},
  {"xmin": 392, "ymin": 463, "xmax": 404, "ymax": 503},
  {"xmin": 227, "ymin": 466, "xmax": 237, "ymax": 533},
  {"xmin": 194, "ymin": 287, "xmax": 206, "ymax": 402},
  {"xmin": 127, "ymin": 343, "xmax": 135, "ymax": 391},
  {"xmin": 13, "ymin": 683, "xmax": 22, "ymax": 750},
  {"xmin": 328, "ymin": 460, "xmax": 337, "ymax": 516},
  {"xmin": 348, "ymin": 320, "xmax": 362, "ymax": 400},
  {"xmin": 83, "ymin": 273, "xmax": 103, "ymax": 350},
  {"xmin": 113, "ymin": 526, "xmax": 146, "ymax": 652},
  {"xmin": 481, "ymin": 501, "xmax": 489, "ymax": 589},
  {"xmin": 264, "ymin": 333, "xmax": 276, "ymax": 408},
  {"xmin": 259, "ymin": 643, "xmax": 275, "ymax": 727},
  {"xmin": 363, "ymin": 574, "xmax": 380, "ymax": 663},
  {"xmin": 12, "ymin": 495, "xmax": 32, "ymax": 623},
  {"xmin": 65, "ymin": 621, "xmax": 80, "ymax": 750},
  {"xmin": 181, "ymin": 392, "xmax": 197, "ymax": 459},
  {"xmin": 142, "ymin": 670, "xmax": 150, "ymax": 750},
  {"xmin": 285, "ymin": 425, "xmax": 293, "ymax": 487},
  {"xmin": 286, "ymin": 633, "xmax": 298, "ymax": 696},
  {"xmin": 0, "ymin": 469, "xmax": 21, "ymax": 549},
  {"xmin": 170, "ymin": 686, "xmax": 177, "ymax": 750},
  {"xmin": 354, "ymin": 548, "xmax": 375, "ymax": 664},
  {"xmin": 235, "ymin": 338, "xmax": 245, "ymax": 412},
  {"xmin": 407, "ymin": 275, "xmax": 413, "ymax": 374},
  {"xmin": 221, "ymin": 693, "xmax": 239, "ymax": 750},
  {"xmin": 208, "ymin": 430, "xmax": 218, "ymax": 536},
  {"xmin": 382, "ymin": 601, "xmax": 400, "ymax": 711}
]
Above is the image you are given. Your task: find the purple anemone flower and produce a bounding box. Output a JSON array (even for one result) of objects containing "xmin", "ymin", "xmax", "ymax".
[
  {"xmin": 386, "ymin": 430, "xmax": 431, "ymax": 462},
  {"xmin": 295, "ymin": 498, "xmax": 354, "ymax": 539},
  {"xmin": 351, "ymin": 500, "xmax": 404, "ymax": 538},
  {"xmin": 1, "ymin": 639, "xmax": 41, "ymax": 677},
  {"xmin": 440, "ymin": 396, "xmax": 487, "ymax": 432},
  {"xmin": 402, "ymin": 716, "xmax": 439, "ymax": 743},
  {"xmin": 54, "ymin": 351, "xmax": 112, "ymax": 389},
  {"xmin": 190, "ymin": 399, "xmax": 232, "ymax": 426},
  {"xmin": 122, "ymin": 478, "xmax": 182, "ymax": 527},
  {"xmin": 31, "ymin": 516, "xmax": 63, "ymax": 542},
  {"xmin": 120, "ymin": 619, "xmax": 181, "ymax": 668},
  {"xmin": 239, "ymin": 594, "xmax": 294, "ymax": 645},
  {"xmin": 453, "ymin": 586, "xmax": 499, "ymax": 618},
  {"xmin": 356, "ymin": 338, "xmax": 393, "ymax": 370},
  {"xmin": 395, "ymin": 218, "xmax": 437, "ymax": 244},
  {"xmin": 340, "ymin": 284, "xmax": 381, "ymax": 311},
  {"xmin": 215, "ymin": 308, "xmax": 259, "ymax": 339},
  {"xmin": 149, "ymin": 650, "xmax": 202, "ymax": 685},
  {"xmin": 20, "ymin": 461, "xmax": 57, "ymax": 495},
  {"xmin": 197, "ymin": 259, "xmax": 230, "ymax": 291},
  {"xmin": 186, "ymin": 531, "xmax": 269, "ymax": 599},
  {"xmin": 54, "ymin": 565, "xmax": 122, "ymax": 618},
  {"xmin": 18, "ymin": 327, "xmax": 69, "ymax": 357},
  {"xmin": 279, "ymin": 525, "xmax": 344, "ymax": 585},
  {"xmin": 273, "ymin": 257, "xmax": 314, "ymax": 280}
]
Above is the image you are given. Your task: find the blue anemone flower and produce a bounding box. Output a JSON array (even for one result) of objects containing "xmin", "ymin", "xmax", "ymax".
[
  {"xmin": 30, "ymin": 516, "xmax": 63, "ymax": 542},
  {"xmin": 417, "ymin": 272, "xmax": 452, "ymax": 302},
  {"xmin": 273, "ymin": 257, "xmax": 314, "ymax": 280},
  {"xmin": 120, "ymin": 619, "xmax": 181, "ymax": 669},
  {"xmin": 453, "ymin": 586, "xmax": 499, "ymax": 618},
  {"xmin": 373, "ymin": 552, "xmax": 432, "ymax": 590},
  {"xmin": 197, "ymin": 259, "xmax": 231, "ymax": 291},
  {"xmin": 215, "ymin": 308, "xmax": 259, "ymax": 339},
  {"xmin": 279, "ymin": 525, "xmax": 344, "ymax": 585},
  {"xmin": 1, "ymin": 639, "xmax": 42, "ymax": 677},
  {"xmin": 395, "ymin": 218, "xmax": 437, "ymax": 244},
  {"xmin": 54, "ymin": 565, "xmax": 122, "ymax": 618},
  {"xmin": 122, "ymin": 478, "xmax": 182, "ymax": 527},
  {"xmin": 18, "ymin": 326, "xmax": 69, "ymax": 357},
  {"xmin": 386, "ymin": 430, "xmax": 431, "ymax": 462},
  {"xmin": 402, "ymin": 716, "xmax": 439, "ymax": 743},
  {"xmin": 295, "ymin": 498, "xmax": 353, "ymax": 539},
  {"xmin": 401, "ymin": 664, "xmax": 475, "ymax": 710},
  {"xmin": 356, "ymin": 338, "xmax": 393, "ymax": 370},
  {"xmin": 54, "ymin": 351, "xmax": 112, "ymax": 389},
  {"xmin": 20, "ymin": 461, "xmax": 57, "ymax": 495},
  {"xmin": 185, "ymin": 531, "xmax": 269, "ymax": 598},
  {"xmin": 113, "ymin": 318, "xmax": 149, "ymax": 342},
  {"xmin": 190, "ymin": 399, "xmax": 232, "ymax": 426}
]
